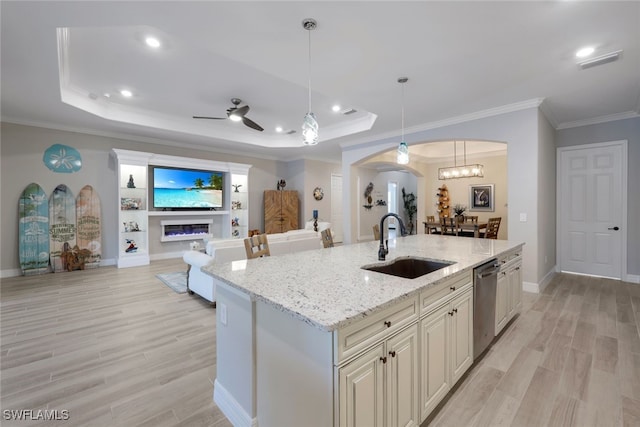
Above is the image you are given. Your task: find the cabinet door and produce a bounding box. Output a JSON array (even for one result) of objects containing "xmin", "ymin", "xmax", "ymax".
[
  {"xmin": 450, "ymin": 289, "xmax": 473, "ymax": 384},
  {"xmin": 264, "ymin": 190, "xmax": 282, "ymax": 234},
  {"xmin": 386, "ymin": 324, "xmax": 419, "ymax": 427},
  {"xmin": 420, "ymin": 304, "xmax": 450, "ymax": 419},
  {"xmin": 508, "ymin": 261, "xmax": 523, "ymax": 319},
  {"xmin": 339, "ymin": 343, "xmax": 385, "ymax": 427},
  {"xmin": 495, "ymin": 270, "xmax": 508, "ymax": 334},
  {"xmin": 281, "ymin": 190, "xmax": 299, "ymax": 232}
]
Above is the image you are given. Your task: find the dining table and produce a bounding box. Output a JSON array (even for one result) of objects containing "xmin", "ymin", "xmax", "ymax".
[{"xmin": 423, "ymin": 219, "xmax": 488, "ymax": 238}]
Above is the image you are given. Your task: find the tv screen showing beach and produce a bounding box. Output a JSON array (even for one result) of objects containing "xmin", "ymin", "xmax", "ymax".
[{"xmin": 153, "ymin": 167, "xmax": 223, "ymax": 209}]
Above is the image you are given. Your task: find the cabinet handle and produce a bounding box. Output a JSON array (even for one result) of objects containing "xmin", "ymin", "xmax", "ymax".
[
  {"xmin": 384, "ymin": 321, "xmax": 391, "ymax": 328},
  {"xmin": 449, "ymin": 311, "xmax": 454, "ymax": 316},
  {"xmin": 380, "ymin": 356, "xmax": 387, "ymax": 364},
  {"xmin": 515, "ymin": 267, "xmax": 520, "ymax": 271},
  {"xmin": 450, "ymin": 286, "xmax": 456, "ymax": 291},
  {"xmin": 389, "ymin": 351, "xmax": 396, "ymax": 358},
  {"xmin": 453, "ymin": 308, "xmax": 458, "ymax": 313}
]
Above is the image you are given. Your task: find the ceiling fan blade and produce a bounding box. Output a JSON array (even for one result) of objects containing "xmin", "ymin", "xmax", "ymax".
[
  {"xmin": 242, "ymin": 116, "xmax": 264, "ymax": 132},
  {"xmin": 193, "ymin": 116, "xmax": 226, "ymax": 120},
  {"xmin": 234, "ymin": 105, "xmax": 250, "ymax": 117}
]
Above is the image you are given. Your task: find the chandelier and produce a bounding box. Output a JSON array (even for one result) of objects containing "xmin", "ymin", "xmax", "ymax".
[
  {"xmin": 302, "ymin": 18, "xmax": 319, "ymax": 145},
  {"xmin": 438, "ymin": 140, "xmax": 484, "ymax": 179}
]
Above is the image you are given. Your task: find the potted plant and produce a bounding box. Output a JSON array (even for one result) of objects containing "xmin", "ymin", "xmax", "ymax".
[
  {"xmin": 401, "ymin": 187, "xmax": 417, "ymax": 235},
  {"xmin": 453, "ymin": 204, "xmax": 467, "ymax": 221}
]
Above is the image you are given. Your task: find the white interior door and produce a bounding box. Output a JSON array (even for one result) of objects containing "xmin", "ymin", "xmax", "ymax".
[
  {"xmin": 558, "ymin": 141, "xmax": 626, "ymax": 279},
  {"xmin": 330, "ymin": 174, "xmax": 343, "ymax": 243}
]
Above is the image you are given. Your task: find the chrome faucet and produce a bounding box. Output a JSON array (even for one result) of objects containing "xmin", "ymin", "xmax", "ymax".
[{"xmin": 378, "ymin": 213, "xmax": 407, "ymax": 261}]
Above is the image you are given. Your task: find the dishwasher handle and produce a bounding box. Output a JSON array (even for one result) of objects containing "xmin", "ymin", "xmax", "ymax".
[{"xmin": 475, "ymin": 263, "xmax": 501, "ymax": 279}]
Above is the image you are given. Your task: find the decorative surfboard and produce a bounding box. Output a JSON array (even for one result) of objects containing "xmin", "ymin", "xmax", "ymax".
[
  {"xmin": 19, "ymin": 183, "xmax": 50, "ymax": 275},
  {"xmin": 49, "ymin": 184, "xmax": 77, "ymax": 272},
  {"xmin": 76, "ymin": 185, "xmax": 102, "ymax": 269}
]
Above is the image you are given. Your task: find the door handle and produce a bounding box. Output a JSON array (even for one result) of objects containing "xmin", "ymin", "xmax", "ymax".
[{"xmin": 608, "ymin": 226, "xmax": 620, "ymax": 231}]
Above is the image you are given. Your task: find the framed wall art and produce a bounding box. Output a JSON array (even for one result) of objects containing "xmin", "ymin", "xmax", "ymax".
[{"xmin": 469, "ymin": 184, "xmax": 494, "ymax": 211}]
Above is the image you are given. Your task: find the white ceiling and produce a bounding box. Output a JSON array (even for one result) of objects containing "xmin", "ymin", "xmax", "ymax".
[{"xmin": 2, "ymin": 1, "xmax": 639, "ymax": 163}]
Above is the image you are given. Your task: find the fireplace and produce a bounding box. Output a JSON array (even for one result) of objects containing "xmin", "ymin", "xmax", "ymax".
[{"xmin": 160, "ymin": 219, "xmax": 213, "ymax": 242}]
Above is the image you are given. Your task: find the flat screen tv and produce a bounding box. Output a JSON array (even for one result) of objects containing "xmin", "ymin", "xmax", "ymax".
[{"xmin": 153, "ymin": 166, "xmax": 224, "ymax": 209}]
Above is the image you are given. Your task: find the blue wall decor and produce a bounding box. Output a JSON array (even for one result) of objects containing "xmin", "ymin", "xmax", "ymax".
[{"xmin": 43, "ymin": 144, "xmax": 82, "ymax": 173}]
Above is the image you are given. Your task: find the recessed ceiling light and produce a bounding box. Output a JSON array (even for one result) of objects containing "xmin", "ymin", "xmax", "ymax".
[
  {"xmin": 120, "ymin": 89, "xmax": 133, "ymax": 98},
  {"xmin": 576, "ymin": 46, "xmax": 595, "ymax": 58},
  {"xmin": 103, "ymin": 93, "xmax": 111, "ymax": 98},
  {"xmin": 145, "ymin": 36, "xmax": 161, "ymax": 48},
  {"xmin": 332, "ymin": 105, "xmax": 341, "ymax": 112},
  {"xmin": 275, "ymin": 126, "xmax": 283, "ymax": 133}
]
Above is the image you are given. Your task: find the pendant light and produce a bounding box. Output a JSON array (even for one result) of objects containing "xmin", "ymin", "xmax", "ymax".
[
  {"xmin": 302, "ymin": 18, "xmax": 319, "ymax": 145},
  {"xmin": 397, "ymin": 77, "xmax": 409, "ymax": 164},
  {"xmin": 438, "ymin": 140, "xmax": 484, "ymax": 179}
]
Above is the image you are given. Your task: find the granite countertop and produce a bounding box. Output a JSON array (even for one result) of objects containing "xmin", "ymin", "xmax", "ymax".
[{"xmin": 202, "ymin": 234, "xmax": 524, "ymax": 332}]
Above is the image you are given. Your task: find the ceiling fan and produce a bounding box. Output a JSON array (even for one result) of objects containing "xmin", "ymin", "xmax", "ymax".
[{"xmin": 193, "ymin": 98, "xmax": 264, "ymax": 132}]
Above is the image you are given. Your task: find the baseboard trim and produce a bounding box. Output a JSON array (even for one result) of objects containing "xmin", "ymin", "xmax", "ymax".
[
  {"xmin": 150, "ymin": 251, "xmax": 184, "ymax": 261},
  {"xmin": 1, "ymin": 268, "xmax": 22, "ymax": 278},
  {"xmin": 537, "ymin": 266, "xmax": 557, "ymax": 293},
  {"xmin": 625, "ymin": 274, "xmax": 640, "ymax": 284},
  {"xmin": 214, "ymin": 379, "xmax": 258, "ymax": 427},
  {"xmin": 523, "ymin": 281, "xmax": 539, "ymax": 293}
]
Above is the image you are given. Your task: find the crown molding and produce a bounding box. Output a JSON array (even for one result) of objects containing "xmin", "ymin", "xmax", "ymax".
[
  {"xmin": 556, "ymin": 111, "xmax": 640, "ymax": 130},
  {"xmin": 341, "ymin": 98, "xmax": 545, "ymax": 150}
]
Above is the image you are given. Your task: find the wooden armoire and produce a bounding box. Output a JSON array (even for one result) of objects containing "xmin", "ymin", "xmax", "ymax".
[{"xmin": 264, "ymin": 190, "xmax": 299, "ymax": 234}]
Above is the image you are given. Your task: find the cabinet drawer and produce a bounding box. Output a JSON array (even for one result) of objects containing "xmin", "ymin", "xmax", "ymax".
[
  {"xmin": 335, "ymin": 296, "xmax": 418, "ymax": 365},
  {"xmin": 419, "ymin": 272, "xmax": 472, "ymax": 316}
]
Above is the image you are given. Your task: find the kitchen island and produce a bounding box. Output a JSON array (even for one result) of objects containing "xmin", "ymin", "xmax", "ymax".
[{"xmin": 202, "ymin": 234, "xmax": 524, "ymax": 427}]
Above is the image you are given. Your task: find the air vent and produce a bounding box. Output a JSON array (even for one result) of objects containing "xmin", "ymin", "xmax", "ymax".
[
  {"xmin": 340, "ymin": 108, "xmax": 357, "ymax": 115},
  {"xmin": 285, "ymin": 130, "xmax": 297, "ymax": 135},
  {"xmin": 578, "ymin": 50, "xmax": 622, "ymax": 69}
]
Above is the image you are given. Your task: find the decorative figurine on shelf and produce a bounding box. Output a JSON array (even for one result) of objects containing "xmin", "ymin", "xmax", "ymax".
[
  {"xmin": 125, "ymin": 239, "xmax": 138, "ymax": 253},
  {"xmin": 232, "ymin": 230, "xmax": 240, "ymax": 237},
  {"xmin": 232, "ymin": 184, "xmax": 242, "ymax": 193},
  {"xmin": 231, "ymin": 217, "xmax": 239, "ymax": 227},
  {"xmin": 276, "ymin": 179, "xmax": 286, "ymax": 190},
  {"xmin": 127, "ymin": 174, "xmax": 136, "ymax": 188},
  {"xmin": 313, "ymin": 210, "xmax": 319, "ymax": 232},
  {"xmin": 232, "ymin": 200, "xmax": 242, "ymax": 210}
]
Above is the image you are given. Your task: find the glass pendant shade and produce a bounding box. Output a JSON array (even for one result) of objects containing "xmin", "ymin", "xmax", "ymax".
[
  {"xmin": 397, "ymin": 141, "xmax": 409, "ymax": 164},
  {"xmin": 302, "ymin": 112, "xmax": 319, "ymax": 145}
]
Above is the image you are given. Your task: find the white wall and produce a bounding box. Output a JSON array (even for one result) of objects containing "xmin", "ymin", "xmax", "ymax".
[
  {"xmin": 538, "ymin": 111, "xmax": 557, "ymax": 283},
  {"xmin": 342, "ymin": 107, "xmax": 547, "ymax": 286}
]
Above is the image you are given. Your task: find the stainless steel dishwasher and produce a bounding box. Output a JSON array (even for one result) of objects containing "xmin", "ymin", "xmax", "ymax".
[{"xmin": 473, "ymin": 259, "xmax": 500, "ymax": 359}]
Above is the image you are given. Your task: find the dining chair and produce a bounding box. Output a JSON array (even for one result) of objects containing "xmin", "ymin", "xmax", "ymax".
[
  {"xmin": 425, "ymin": 216, "xmax": 438, "ymax": 234},
  {"xmin": 465, "ymin": 215, "xmax": 479, "ymax": 223},
  {"xmin": 244, "ymin": 234, "xmax": 271, "ymax": 259},
  {"xmin": 440, "ymin": 217, "xmax": 459, "ymax": 236},
  {"xmin": 484, "ymin": 217, "xmax": 501, "ymax": 239},
  {"xmin": 373, "ymin": 224, "xmax": 380, "ymax": 241},
  {"xmin": 321, "ymin": 228, "xmax": 334, "ymax": 248}
]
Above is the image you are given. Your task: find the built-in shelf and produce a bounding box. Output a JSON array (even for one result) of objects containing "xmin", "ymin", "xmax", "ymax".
[{"xmin": 148, "ymin": 210, "xmax": 230, "ymax": 217}]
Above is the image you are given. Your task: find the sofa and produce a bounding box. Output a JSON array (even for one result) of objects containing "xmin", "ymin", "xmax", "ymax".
[{"xmin": 183, "ymin": 229, "xmax": 323, "ymax": 305}]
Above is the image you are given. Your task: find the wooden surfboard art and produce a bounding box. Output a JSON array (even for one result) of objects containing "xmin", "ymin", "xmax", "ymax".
[
  {"xmin": 76, "ymin": 185, "xmax": 102, "ymax": 269},
  {"xmin": 19, "ymin": 183, "xmax": 50, "ymax": 275},
  {"xmin": 49, "ymin": 184, "xmax": 77, "ymax": 272}
]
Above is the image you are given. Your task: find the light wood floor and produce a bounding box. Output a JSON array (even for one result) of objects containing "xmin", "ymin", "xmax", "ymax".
[{"xmin": 2, "ymin": 260, "xmax": 639, "ymax": 426}]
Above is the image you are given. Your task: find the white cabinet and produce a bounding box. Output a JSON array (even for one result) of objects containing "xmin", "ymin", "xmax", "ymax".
[
  {"xmin": 339, "ymin": 324, "xmax": 419, "ymax": 427},
  {"xmin": 420, "ymin": 285, "xmax": 473, "ymax": 419},
  {"xmin": 495, "ymin": 249, "xmax": 523, "ymax": 335}
]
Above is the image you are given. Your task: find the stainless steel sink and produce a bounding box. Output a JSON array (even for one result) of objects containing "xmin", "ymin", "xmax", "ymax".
[{"xmin": 362, "ymin": 257, "xmax": 455, "ymax": 279}]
